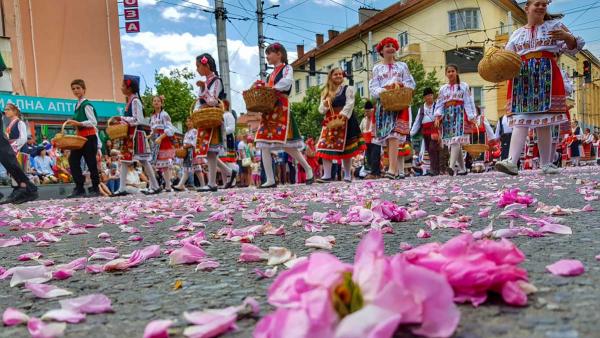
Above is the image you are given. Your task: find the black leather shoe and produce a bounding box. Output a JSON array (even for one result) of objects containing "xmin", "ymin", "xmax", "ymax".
[
  {"xmin": 5, "ymin": 188, "xmax": 38, "ymax": 205},
  {"xmin": 197, "ymin": 185, "xmax": 218, "ymax": 192},
  {"xmin": 305, "ymin": 177, "xmax": 314, "ymax": 185},
  {"xmin": 258, "ymin": 183, "xmax": 277, "ymax": 189},
  {"xmin": 316, "ymin": 178, "xmax": 332, "ymax": 184},
  {"xmin": 111, "ymin": 191, "xmax": 129, "ymax": 197},
  {"xmin": 0, "ymin": 188, "xmax": 20, "ymax": 205},
  {"xmin": 224, "ymin": 170, "xmax": 237, "ymax": 189},
  {"xmin": 457, "ymin": 171, "xmax": 468, "ymax": 176}
]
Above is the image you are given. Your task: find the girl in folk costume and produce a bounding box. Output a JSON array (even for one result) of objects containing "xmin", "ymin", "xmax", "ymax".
[
  {"xmin": 173, "ymin": 117, "xmax": 197, "ymax": 191},
  {"xmin": 219, "ymin": 99, "xmax": 239, "ymax": 188},
  {"xmin": 113, "ymin": 75, "xmax": 161, "ymax": 196},
  {"xmin": 410, "ymin": 88, "xmax": 441, "ymax": 176},
  {"xmin": 316, "ymin": 67, "xmax": 365, "ymax": 183},
  {"xmin": 568, "ymin": 121, "xmax": 583, "ymax": 166},
  {"xmin": 581, "ymin": 128, "xmax": 593, "ymax": 163},
  {"xmin": 253, "ymin": 43, "xmax": 314, "ymax": 188},
  {"xmin": 3, "ymin": 103, "xmax": 29, "ymax": 187},
  {"xmin": 495, "ymin": 0, "xmax": 584, "ymax": 175},
  {"xmin": 304, "ymin": 137, "xmax": 320, "ymax": 180},
  {"xmin": 434, "ymin": 64, "xmax": 477, "ymax": 176},
  {"xmin": 150, "ymin": 95, "xmax": 177, "ymax": 192},
  {"xmin": 369, "ymin": 37, "xmax": 416, "ymax": 179},
  {"xmin": 65, "ymin": 79, "xmax": 101, "ymax": 198},
  {"xmin": 194, "ymin": 53, "xmax": 237, "ymax": 192}
]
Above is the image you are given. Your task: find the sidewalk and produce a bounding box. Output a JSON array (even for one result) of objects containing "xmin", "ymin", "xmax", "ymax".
[{"xmin": 0, "ymin": 183, "xmax": 74, "ymax": 200}]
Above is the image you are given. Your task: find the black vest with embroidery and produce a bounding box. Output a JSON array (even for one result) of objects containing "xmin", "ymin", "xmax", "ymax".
[
  {"xmin": 199, "ymin": 77, "xmax": 226, "ymax": 105},
  {"xmin": 270, "ymin": 67, "xmax": 291, "ymax": 96},
  {"xmin": 7, "ymin": 119, "xmax": 21, "ymax": 140}
]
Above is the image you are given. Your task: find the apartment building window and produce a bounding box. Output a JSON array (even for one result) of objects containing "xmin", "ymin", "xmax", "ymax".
[
  {"xmin": 371, "ymin": 44, "xmax": 379, "ymax": 64},
  {"xmin": 305, "ymin": 75, "xmax": 310, "ymax": 89},
  {"xmin": 449, "ymin": 9, "xmax": 480, "ymax": 32},
  {"xmin": 356, "ymin": 81, "xmax": 365, "ymax": 97},
  {"xmin": 398, "ymin": 31, "xmax": 409, "ymax": 48},
  {"xmin": 472, "ymin": 86, "xmax": 483, "ymax": 108},
  {"xmin": 352, "ymin": 52, "xmax": 364, "ymax": 70},
  {"xmin": 338, "ymin": 59, "xmax": 346, "ymax": 70},
  {"xmin": 317, "ymin": 70, "xmax": 323, "ymax": 86},
  {"xmin": 499, "ymin": 21, "xmax": 509, "ymax": 35},
  {"xmin": 327, "ymin": 64, "xmax": 333, "ymax": 71},
  {"xmin": 295, "ymin": 79, "xmax": 301, "ymax": 94}
]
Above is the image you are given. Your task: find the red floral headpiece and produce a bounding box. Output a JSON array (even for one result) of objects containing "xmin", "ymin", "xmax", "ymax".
[
  {"xmin": 376, "ymin": 37, "xmax": 399, "ymax": 56},
  {"xmin": 200, "ymin": 56, "xmax": 209, "ymax": 64}
]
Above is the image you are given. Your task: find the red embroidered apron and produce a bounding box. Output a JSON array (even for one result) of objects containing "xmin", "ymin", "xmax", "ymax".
[{"xmin": 255, "ymin": 64, "xmax": 291, "ymax": 144}]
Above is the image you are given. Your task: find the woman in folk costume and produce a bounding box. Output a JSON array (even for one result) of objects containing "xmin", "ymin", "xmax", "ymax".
[
  {"xmin": 194, "ymin": 53, "xmax": 237, "ymax": 192},
  {"xmin": 253, "ymin": 43, "xmax": 314, "ymax": 188},
  {"xmin": 581, "ymin": 128, "xmax": 593, "ymax": 163},
  {"xmin": 410, "ymin": 88, "xmax": 441, "ymax": 176},
  {"xmin": 433, "ymin": 64, "xmax": 476, "ymax": 176},
  {"xmin": 568, "ymin": 121, "xmax": 583, "ymax": 166},
  {"xmin": 369, "ymin": 37, "xmax": 416, "ymax": 180},
  {"xmin": 316, "ymin": 67, "xmax": 365, "ymax": 183},
  {"xmin": 174, "ymin": 117, "xmax": 197, "ymax": 191},
  {"xmin": 304, "ymin": 137, "xmax": 320, "ymax": 180},
  {"xmin": 113, "ymin": 75, "xmax": 161, "ymax": 196},
  {"xmin": 464, "ymin": 107, "xmax": 497, "ymax": 166},
  {"xmin": 3, "ymin": 103, "xmax": 29, "ymax": 189},
  {"xmin": 65, "ymin": 79, "xmax": 101, "ymax": 198},
  {"xmin": 150, "ymin": 95, "xmax": 176, "ymax": 192},
  {"xmin": 495, "ymin": 0, "xmax": 584, "ymax": 176}
]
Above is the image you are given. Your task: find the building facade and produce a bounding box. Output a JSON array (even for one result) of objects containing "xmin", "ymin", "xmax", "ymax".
[
  {"xmin": 289, "ymin": 0, "xmax": 600, "ymax": 129},
  {"xmin": 0, "ymin": 0, "xmax": 124, "ymax": 140}
]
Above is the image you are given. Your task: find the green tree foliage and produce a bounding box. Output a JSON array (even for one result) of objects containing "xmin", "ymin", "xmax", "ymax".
[
  {"xmin": 141, "ymin": 68, "xmax": 196, "ymax": 125},
  {"xmin": 405, "ymin": 59, "xmax": 442, "ymax": 108}
]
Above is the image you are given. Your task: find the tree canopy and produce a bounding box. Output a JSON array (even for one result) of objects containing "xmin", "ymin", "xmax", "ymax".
[{"xmin": 141, "ymin": 68, "xmax": 196, "ymax": 126}]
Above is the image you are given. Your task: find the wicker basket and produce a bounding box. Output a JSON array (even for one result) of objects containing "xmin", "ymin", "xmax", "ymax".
[
  {"xmin": 326, "ymin": 117, "xmax": 346, "ymax": 129},
  {"xmin": 52, "ymin": 121, "xmax": 87, "ymax": 150},
  {"xmin": 243, "ymin": 86, "xmax": 277, "ymax": 113},
  {"xmin": 478, "ymin": 46, "xmax": 521, "ymax": 83},
  {"xmin": 106, "ymin": 117, "xmax": 129, "ymax": 140},
  {"xmin": 175, "ymin": 148, "xmax": 188, "ymax": 159},
  {"xmin": 463, "ymin": 126, "xmax": 489, "ymax": 157},
  {"xmin": 190, "ymin": 100, "xmax": 224, "ymax": 129},
  {"xmin": 379, "ymin": 85, "xmax": 413, "ymax": 111}
]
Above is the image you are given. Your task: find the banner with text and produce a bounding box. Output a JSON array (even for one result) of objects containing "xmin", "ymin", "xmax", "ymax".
[{"xmin": 0, "ymin": 94, "xmax": 124, "ymax": 118}]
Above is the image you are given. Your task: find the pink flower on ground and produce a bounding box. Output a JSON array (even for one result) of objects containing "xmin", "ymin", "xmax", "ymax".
[
  {"xmin": 417, "ymin": 229, "xmax": 431, "ymax": 238},
  {"xmin": 239, "ymin": 244, "xmax": 268, "ymax": 262},
  {"xmin": 25, "ymin": 282, "xmax": 73, "ymax": 298},
  {"xmin": 0, "ymin": 237, "xmax": 23, "ymax": 247},
  {"xmin": 41, "ymin": 309, "xmax": 86, "ymax": 323},
  {"xmin": 169, "ymin": 243, "xmax": 207, "ymax": 265},
  {"xmin": 59, "ymin": 294, "xmax": 113, "ymax": 314},
  {"xmin": 546, "ymin": 259, "xmax": 585, "ymax": 276},
  {"xmin": 143, "ymin": 319, "xmax": 173, "ymax": 338},
  {"xmin": 183, "ymin": 298, "xmax": 260, "ymax": 338},
  {"xmin": 3, "ymin": 307, "xmax": 30, "ymax": 326},
  {"xmin": 254, "ymin": 230, "xmax": 459, "ymax": 338},
  {"xmin": 27, "ymin": 317, "xmax": 66, "ymax": 338},
  {"xmin": 403, "ymin": 233, "xmax": 529, "ymax": 307},
  {"xmin": 18, "ymin": 252, "xmax": 43, "ymax": 261},
  {"xmin": 371, "ymin": 200, "xmax": 411, "ymax": 222},
  {"xmin": 497, "ymin": 189, "xmax": 535, "ymax": 208}
]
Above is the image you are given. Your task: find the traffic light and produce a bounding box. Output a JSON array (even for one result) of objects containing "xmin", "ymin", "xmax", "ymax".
[
  {"xmin": 583, "ymin": 60, "xmax": 592, "ymax": 84},
  {"xmin": 345, "ymin": 61, "xmax": 353, "ymax": 86},
  {"xmin": 309, "ymin": 57, "xmax": 316, "ymax": 76}
]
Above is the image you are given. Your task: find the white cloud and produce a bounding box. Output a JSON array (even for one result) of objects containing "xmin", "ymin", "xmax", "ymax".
[
  {"xmin": 162, "ymin": 7, "xmax": 185, "ymax": 21},
  {"xmin": 269, "ymin": 0, "xmax": 280, "ymax": 5},
  {"xmin": 138, "ymin": 0, "xmax": 158, "ymax": 6},
  {"xmin": 121, "ymin": 32, "xmax": 259, "ymax": 113},
  {"xmin": 161, "ymin": 6, "xmax": 207, "ymax": 22}
]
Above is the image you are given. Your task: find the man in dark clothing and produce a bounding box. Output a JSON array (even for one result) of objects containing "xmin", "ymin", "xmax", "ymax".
[{"xmin": 0, "ymin": 119, "xmax": 38, "ymax": 204}]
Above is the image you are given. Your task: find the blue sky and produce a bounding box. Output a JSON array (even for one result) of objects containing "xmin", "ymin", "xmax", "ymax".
[{"xmin": 119, "ymin": 0, "xmax": 600, "ymax": 113}]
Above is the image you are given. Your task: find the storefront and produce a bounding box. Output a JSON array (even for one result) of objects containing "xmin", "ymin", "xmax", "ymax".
[{"xmin": 0, "ymin": 93, "xmax": 125, "ymax": 142}]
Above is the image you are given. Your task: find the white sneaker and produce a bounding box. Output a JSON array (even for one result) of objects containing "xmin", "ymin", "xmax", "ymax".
[
  {"xmin": 495, "ymin": 159, "xmax": 519, "ymax": 176},
  {"xmin": 541, "ymin": 164, "xmax": 561, "ymax": 175}
]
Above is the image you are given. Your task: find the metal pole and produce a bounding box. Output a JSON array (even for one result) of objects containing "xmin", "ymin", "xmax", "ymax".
[
  {"xmin": 257, "ymin": 0, "xmax": 266, "ymax": 81},
  {"xmin": 215, "ymin": 0, "xmax": 231, "ymax": 101}
]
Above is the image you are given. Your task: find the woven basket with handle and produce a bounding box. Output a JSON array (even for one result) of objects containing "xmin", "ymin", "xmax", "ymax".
[
  {"xmin": 175, "ymin": 148, "xmax": 188, "ymax": 159},
  {"xmin": 463, "ymin": 122, "xmax": 489, "ymax": 158},
  {"xmin": 478, "ymin": 46, "xmax": 521, "ymax": 83},
  {"xmin": 106, "ymin": 117, "xmax": 129, "ymax": 140},
  {"xmin": 324, "ymin": 98, "xmax": 346, "ymax": 129},
  {"xmin": 380, "ymin": 84, "xmax": 413, "ymax": 111},
  {"xmin": 52, "ymin": 121, "xmax": 87, "ymax": 150},
  {"xmin": 243, "ymin": 86, "xmax": 277, "ymax": 113},
  {"xmin": 190, "ymin": 99, "xmax": 224, "ymax": 129}
]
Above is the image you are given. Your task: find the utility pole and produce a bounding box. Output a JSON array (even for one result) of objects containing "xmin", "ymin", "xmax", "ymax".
[
  {"xmin": 215, "ymin": 0, "xmax": 231, "ymax": 101},
  {"xmin": 256, "ymin": 0, "xmax": 266, "ymax": 81}
]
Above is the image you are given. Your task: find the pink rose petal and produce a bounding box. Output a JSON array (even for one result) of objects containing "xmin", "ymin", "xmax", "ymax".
[
  {"xmin": 195, "ymin": 259, "xmax": 220, "ymax": 271},
  {"xmin": 143, "ymin": 319, "xmax": 173, "ymax": 338},
  {"xmin": 27, "ymin": 317, "xmax": 66, "ymax": 338},
  {"xmin": 8, "ymin": 265, "xmax": 52, "ymax": 287},
  {"xmin": 169, "ymin": 243, "xmax": 207, "ymax": 265},
  {"xmin": 59, "ymin": 294, "xmax": 113, "ymax": 314},
  {"xmin": 304, "ymin": 236, "xmax": 335, "ymax": 250},
  {"xmin": 0, "ymin": 237, "xmax": 23, "ymax": 247},
  {"xmin": 546, "ymin": 259, "xmax": 585, "ymax": 276},
  {"xmin": 3, "ymin": 307, "xmax": 30, "ymax": 326},
  {"xmin": 239, "ymin": 244, "xmax": 268, "ymax": 262},
  {"xmin": 417, "ymin": 229, "xmax": 431, "ymax": 238},
  {"xmin": 52, "ymin": 269, "xmax": 74, "ymax": 281},
  {"xmin": 41, "ymin": 309, "xmax": 86, "ymax": 323},
  {"xmin": 254, "ymin": 266, "xmax": 278, "ymax": 279},
  {"xmin": 18, "ymin": 252, "xmax": 43, "ymax": 261},
  {"xmin": 25, "ymin": 282, "xmax": 73, "ymax": 299}
]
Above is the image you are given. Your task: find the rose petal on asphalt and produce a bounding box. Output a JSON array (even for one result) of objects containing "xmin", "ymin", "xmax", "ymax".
[
  {"xmin": 18, "ymin": 252, "xmax": 43, "ymax": 261},
  {"xmin": 3, "ymin": 307, "xmax": 30, "ymax": 326},
  {"xmin": 27, "ymin": 317, "xmax": 66, "ymax": 338},
  {"xmin": 59, "ymin": 294, "xmax": 113, "ymax": 314},
  {"xmin": 239, "ymin": 244, "xmax": 268, "ymax": 262},
  {"xmin": 417, "ymin": 229, "xmax": 431, "ymax": 238},
  {"xmin": 254, "ymin": 266, "xmax": 278, "ymax": 279},
  {"xmin": 169, "ymin": 243, "xmax": 207, "ymax": 265},
  {"xmin": 304, "ymin": 236, "xmax": 335, "ymax": 250},
  {"xmin": 0, "ymin": 237, "xmax": 23, "ymax": 247},
  {"xmin": 267, "ymin": 247, "xmax": 294, "ymax": 266},
  {"xmin": 9, "ymin": 265, "xmax": 52, "ymax": 287},
  {"xmin": 546, "ymin": 259, "xmax": 585, "ymax": 276},
  {"xmin": 143, "ymin": 319, "xmax": 173, "ymax": 338},
  {"xmin": 41, "ymin": 309, "xmax": 86, "ymax": 323},
  {"xmin": 25, "ymin": 282, "xmax": 73, "ymax": 299},
  {"xmin": 195, "ymin": 259, "xmax": 220, "ymax": 271}
]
